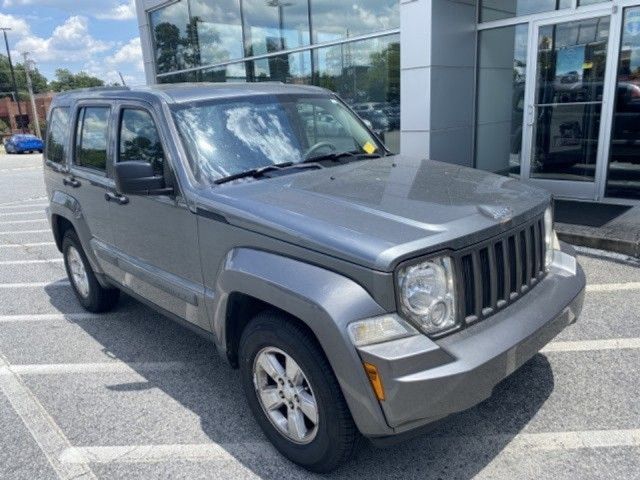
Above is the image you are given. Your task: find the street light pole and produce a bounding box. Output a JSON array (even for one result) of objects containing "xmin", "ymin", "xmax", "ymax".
[
  {"xmin": 1, "ymin": 27, "xmax": 25, "ymax": 133},
  {"xmin": 22, "ymin": 52, "xmax": 41, "ymax": 137}
]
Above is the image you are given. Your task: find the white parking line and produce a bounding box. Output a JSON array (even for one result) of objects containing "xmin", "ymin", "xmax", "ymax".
[
  {"xmin": 59, "ymin": 442, "xmax": 274, "ymax": 465},
  {"xmin": 0, "ymin": 218, "xmax": 47, "ymax": 225},
  {"xmin": 58, "ymin": 429, "xmax": 640, "ymax": 466},
  {"xmin": 0, "ymin": 197, "xmax": 47, "ymax": 207},
  {"xmin": 0, "ymin": 259, "xmax": 63, "ymax": 265},
  {"xmin": 0, "ymin": 356, "xmax": 97, "ymax": 479},
  {"xmin": 0, "ymin": 313, "xmax": 100, "ymax": 323},
  {"xmin": 0, "ymin": 281, "xmax": 70, "ymax": 289},
  {"xmin": 586, "ymin": 282, "xmax": 640, "ymax": 292},
  {"xmin": 0, "ymin": 242, "xmax": 56, "ymax": 248},
  {"xmin": 0, "ymin": 210, "xmax": 44, "ymax": 216},
  {"xmin": 542, "ymin": 338, "xmax": 640, "ymax": 353},
  {"xmin": 0, "ymin": 361, "xmax": 199, "ymax": 376},
  {"xmin": 0, "ymin": 204, "xmax": 48, "ymax": 210},
  {"xmin": 0, "ymin": 229, "xmax": 50, "ymax": 235}
]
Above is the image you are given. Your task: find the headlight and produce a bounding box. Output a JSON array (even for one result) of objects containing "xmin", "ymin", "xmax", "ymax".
[
  {"xmin": 348, "ymin": 314, "xmax": 417, "ymax": 347},
  {"xmin": 544, "ymin": 206, "xmax": 559, "ymax": 269},
  {"xmin": 396, "ymin": 256, "xmax": 458, "ymax": 335}
]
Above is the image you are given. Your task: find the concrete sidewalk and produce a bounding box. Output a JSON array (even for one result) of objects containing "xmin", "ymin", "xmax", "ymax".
[{"xmin": 555, "ymin": 200, "xmax": 640, "ymax": 258}]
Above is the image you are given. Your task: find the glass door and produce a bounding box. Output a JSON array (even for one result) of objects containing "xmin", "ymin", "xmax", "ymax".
[
  {"xmin": 604, "ymin": 5, "xmax": 640, "ymax": 200},
  {"xmin": 523, "ymin": 13, "xmax": 614, "ymax": 199}
]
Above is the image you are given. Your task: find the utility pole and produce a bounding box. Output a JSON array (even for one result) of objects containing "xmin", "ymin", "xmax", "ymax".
[
  {"xmin": 22, "ymin": 52, "xmax": 41, "ymax": 137},
  {"xmin": 1, "ymin": 27, "xmax": 25, "ymax": 133}
]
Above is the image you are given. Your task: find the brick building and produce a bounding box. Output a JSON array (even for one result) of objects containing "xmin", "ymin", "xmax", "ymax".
[{"xmin": 0, "ymin": 92, "xmax": 53, "ymax": 136}]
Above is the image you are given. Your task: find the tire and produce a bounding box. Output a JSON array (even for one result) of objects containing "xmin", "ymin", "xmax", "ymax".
[
  {"xmin": 62, "ymin": 230, "xmax": 119, "ymax": 312},
  {"xmin": 239, "ymin": 311, "xmax": 360, "ymax": 473}
]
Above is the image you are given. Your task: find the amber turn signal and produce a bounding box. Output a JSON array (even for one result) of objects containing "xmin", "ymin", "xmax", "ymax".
[{"xmin": 363, "ymin": 362, "xmax": 385, "ymax": 401}]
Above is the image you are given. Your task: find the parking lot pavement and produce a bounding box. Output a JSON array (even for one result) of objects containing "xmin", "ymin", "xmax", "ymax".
[{"xmin": 1, "ymin": 152, "xmax": 639, "ymax": 480}]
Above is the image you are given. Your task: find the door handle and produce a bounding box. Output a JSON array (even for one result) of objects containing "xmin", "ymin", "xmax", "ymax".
[
  {"xmin": 63, "ymin": 176, "xmax": 81, "ymax": 188},
  {"xmin": 104, "ymin": 191, "xmax": 129, "ymax": 205}
]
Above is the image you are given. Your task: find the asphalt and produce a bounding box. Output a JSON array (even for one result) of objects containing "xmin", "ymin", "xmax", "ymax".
[{"xmin": 0, "ymin": 153, "xmax": 639, "ymax": 480}]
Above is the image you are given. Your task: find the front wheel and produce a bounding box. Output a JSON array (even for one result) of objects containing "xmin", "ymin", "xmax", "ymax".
[
  {"xmin": 62, "ymin": 230, "xmax": 119, "ymax": 312},
  {"xmin": 239, "ymin": 311, "xmax": 360, "ymax": 472}
]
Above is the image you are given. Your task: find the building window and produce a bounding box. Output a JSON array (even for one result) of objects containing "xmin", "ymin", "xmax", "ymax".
[
  {"xmin": 247, "ymin": 50, "xmax": 312, "ymax": 83},
  {"xmin": 242, "ymin": 0, "xmax": 311, "ymax": 56},
  {"xmin": 578, "ymin": 0, "xmax": 610, "ymax": 5},
  {"xmin": 313, "ymin": 35, "xmax": 400, "ymax": 152},
  {"xmin": 475, "ymin": 24, "xmax": 528, "ymax": 176},
  {"xmin": 150, "ymin": 0, "xmax": 195, "ymax": 74},
  {"xmin": 190, "ymin": 0, "xmax": 244, "ymax": 65},
  {"xmin": 311, "ymin": 0, "xmax": 399, "ymax": 43},
  {"xmin": 480, "ymin": 0, "xmax": 571, "ymax": 23}
]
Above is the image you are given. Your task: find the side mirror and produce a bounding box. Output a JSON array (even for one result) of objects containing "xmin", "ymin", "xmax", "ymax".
[{"xmin": 114, "ymin": 161, "xmax": 173, "ymax": 196}]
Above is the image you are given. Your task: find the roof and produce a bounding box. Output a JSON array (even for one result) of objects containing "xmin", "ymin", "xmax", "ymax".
[{"xmin": 50, "ymin": 82, "xmax": 330, "ymax": 106}]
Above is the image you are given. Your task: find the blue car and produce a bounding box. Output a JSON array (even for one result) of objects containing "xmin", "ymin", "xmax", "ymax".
[{"xmin": 4, "ymin": 134, "xmax": 44, "ymax": 154}]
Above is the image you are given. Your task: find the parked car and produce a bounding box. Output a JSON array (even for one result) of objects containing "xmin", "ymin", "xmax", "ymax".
[
  {"xmin": 4, "ymin": 133, "xmax": 44, "ymax": 154},
  {"xmin": 44, "ymin": 84, "xmax": 585, "ymax": 473},
  {"xmin": 352, "ymin": 104, "xmax": 390, "ymax": 133}
]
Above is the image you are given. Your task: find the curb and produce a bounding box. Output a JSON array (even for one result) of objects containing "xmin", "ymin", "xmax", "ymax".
[{"xmin": 557, "ymin": 229, "xmax": 640, "ymax": 258}]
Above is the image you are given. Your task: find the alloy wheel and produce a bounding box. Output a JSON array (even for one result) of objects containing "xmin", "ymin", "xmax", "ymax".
[
  {"xmin": 67, "ymin": 245, "xmax": 90, "ymax": 298},
  {"xmin": 253, "ymin": 347, "xmax": 319, "ymax": 444}
]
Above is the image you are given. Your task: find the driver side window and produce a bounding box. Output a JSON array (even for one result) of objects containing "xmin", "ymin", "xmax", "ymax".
[{"xmin": 118, "ymin": 109, "xmax": 165, "ymax": 175}]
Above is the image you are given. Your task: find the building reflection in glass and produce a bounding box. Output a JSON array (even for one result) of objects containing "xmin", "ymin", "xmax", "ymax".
[{"xmin": 606, "ymin": 6, "xmax": 640, "ymax": 199}]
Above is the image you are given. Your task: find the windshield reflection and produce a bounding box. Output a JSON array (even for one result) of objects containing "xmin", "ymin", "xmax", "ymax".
[{"xmin": 172, "ymin": 94, "xmax": 382, "ymax": 185}]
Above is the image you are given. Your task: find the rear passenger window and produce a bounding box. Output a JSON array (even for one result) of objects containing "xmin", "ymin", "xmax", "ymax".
[
  {"xmin": 75, "ymin": 107, "xmax": 110, "ymax": 171},
  {"xmin": 118, "ymin": 109, "xmax": 164, "ymax": 175},
  {"xmin": 45, "ymin": 107, "xmax": 70, "ymax": 164}
]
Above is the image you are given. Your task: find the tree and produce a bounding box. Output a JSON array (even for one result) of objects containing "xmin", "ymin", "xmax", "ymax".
[
  {"xmin": 0, "ymin": 54, "xmax": 49, "ymax": 99},
  {"xmin": 49, "ymin": 69, "xmax": 104, "ymax": 92}
]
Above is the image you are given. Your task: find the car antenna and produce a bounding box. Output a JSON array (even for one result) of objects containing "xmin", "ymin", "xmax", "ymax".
[{"xmin": 118, "ymin": 71, "xmax": 127, "ymax": 86}]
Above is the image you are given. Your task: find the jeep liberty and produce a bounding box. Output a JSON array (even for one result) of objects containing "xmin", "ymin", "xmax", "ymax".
[{"xmin": 43, "ymin": 83, "xmax": 585, "ymax": 472}]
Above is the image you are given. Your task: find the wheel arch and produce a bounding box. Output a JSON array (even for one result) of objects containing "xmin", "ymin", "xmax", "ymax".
[{"xmin": 210, "ymin": 247, "xmax": 393, "ymax": 437}]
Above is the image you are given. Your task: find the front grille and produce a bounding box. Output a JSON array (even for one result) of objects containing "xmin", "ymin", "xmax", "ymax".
[{"xmin": 455, "ymin": 214, "xmax": 547, "ymax": 325}]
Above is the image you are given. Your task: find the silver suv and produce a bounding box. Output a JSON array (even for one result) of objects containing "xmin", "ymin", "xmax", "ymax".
[{"xmin": 43, "ymin": 83, "xmax": 585, "ymax": 472}]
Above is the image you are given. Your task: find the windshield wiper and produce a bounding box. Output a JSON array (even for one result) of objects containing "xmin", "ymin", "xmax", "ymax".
[
  {"xmin": 303, "ymin": 150, "xmax": 385, "ymax": 164},
  {"xmin": 214, "ymin": 161, "xmax": 323, "ymax": 185},
  {"xmin": 214, "ymin": 162, "xmax": 293, "ymax": 185}
]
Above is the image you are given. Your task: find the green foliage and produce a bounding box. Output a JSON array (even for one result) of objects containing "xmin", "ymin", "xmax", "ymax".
[
  {"xmin": 49, "ymin": 69, "xmax": 105, "ymax": 92},
  {"xmin": 0, "ymin": 118, "xmax": 9, "ymax": 133},
  {"xmin": 0, "ymin": 54, "xmax": 49, "ymax": 98}
]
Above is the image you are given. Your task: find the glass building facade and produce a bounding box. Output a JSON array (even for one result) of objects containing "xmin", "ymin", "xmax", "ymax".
[
  {"xmin": 147, "ymin": 0, "xmax": 400, "ymax": 152},
  {"xmin": 139, "ymin": 0, "xmax": 640, "ymax": 202}
]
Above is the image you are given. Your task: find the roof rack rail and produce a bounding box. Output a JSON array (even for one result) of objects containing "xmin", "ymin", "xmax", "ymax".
[{"xmin": 55, "ymin": 85, "xmax": 131, "ymax": 95}]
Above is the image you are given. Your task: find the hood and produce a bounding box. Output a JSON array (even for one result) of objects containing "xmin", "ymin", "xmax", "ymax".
[{"xmin": 196, "ymin": 156, "xmax": 550, "ymax": 271}]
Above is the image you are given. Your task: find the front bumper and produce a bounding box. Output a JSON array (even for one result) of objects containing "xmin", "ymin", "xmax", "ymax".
[{"xmin": 356, "ymin": 248, "xmax": 585, "ymax": 437}]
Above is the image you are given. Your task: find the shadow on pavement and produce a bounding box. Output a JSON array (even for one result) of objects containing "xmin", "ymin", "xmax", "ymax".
[{"xmin": 44, "ymin": 286, "xmax": 555, "ymax": 479}]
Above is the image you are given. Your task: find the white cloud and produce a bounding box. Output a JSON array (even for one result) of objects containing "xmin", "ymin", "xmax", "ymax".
[
  {"xmin": 2, "ymin": 0, "xmax": 137, "ymax": 21},
  {"xmin": 84, "ymin": 37, "xmax": 145, "ymax": 86},
  {"xmin": 107, "ymin": 37, "xmax": 143, "ymax": 70},
  {"xmin": 0, "ymin": 13, "xmax": 30, "ymax": 36},
  {"xmin": 95, "ymin": 0, "xmax": 136, "ymax": 21},
  {"xmin": 14, "ymin": 15, "xmax": 111, "ymax": 62}
]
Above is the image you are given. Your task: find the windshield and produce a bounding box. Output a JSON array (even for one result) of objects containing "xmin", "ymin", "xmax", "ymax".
[{"xmin": 172, "ymin": 94, "xmax": 384, "ymax": 185}]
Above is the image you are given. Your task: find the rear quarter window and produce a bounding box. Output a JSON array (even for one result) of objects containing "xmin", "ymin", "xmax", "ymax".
[{"xmin": 45, "ymin": 107, "xmax": 70, "ymax": 164}]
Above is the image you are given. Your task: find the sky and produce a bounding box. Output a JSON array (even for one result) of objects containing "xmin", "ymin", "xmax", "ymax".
[{"xmin": 0, "ymin": 0, "xmax": 145, "ymax": 86}]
